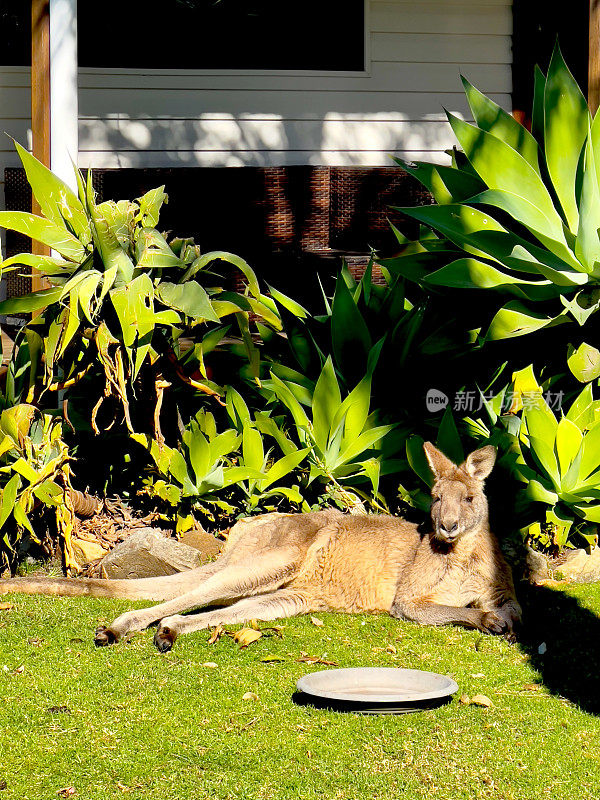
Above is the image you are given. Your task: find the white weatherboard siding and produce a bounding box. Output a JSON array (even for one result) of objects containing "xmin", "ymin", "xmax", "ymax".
[
  {"xmin": 0, "ymin": 0, "xmax": 513, "ymax": 211},
  {"xmin": 77, "ymin": 0, "xmax": 513, "ymax": 169}
]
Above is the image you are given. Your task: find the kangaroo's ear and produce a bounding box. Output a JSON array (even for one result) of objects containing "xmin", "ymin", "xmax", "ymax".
[
  {"xmin": 423, "ymin": 441, "xmax": 456, "ymax": 479},
  {"xmin": 462, "ymin": 445, "xmax": 496, "ymax": 481}
]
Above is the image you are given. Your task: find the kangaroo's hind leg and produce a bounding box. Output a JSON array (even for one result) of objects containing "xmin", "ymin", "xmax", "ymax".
[
  {"xmin": 154, "ymin": 588, "xmax": 310, "ymax": 651},
  {"xmin": 94, "ymin": 545, "xmax": 302, "ymax": 646}
]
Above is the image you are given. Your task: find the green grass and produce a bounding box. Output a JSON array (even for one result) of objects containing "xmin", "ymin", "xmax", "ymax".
[{"xmin": 1, "ymin": 583, "xmax": 600, "ymax": 800}]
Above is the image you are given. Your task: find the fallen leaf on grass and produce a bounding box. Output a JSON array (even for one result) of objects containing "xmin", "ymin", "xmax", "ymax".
[
  {"xmin": 202, "ymin": 662, "xmax": 218, "ymax": 669},
  {"xmin": 460, "ymin": 694, "xmax": 492, "ymax": 708},
  {"xmin": 297, "ymin": 651, "xmax": 339, "ymax": 667},
  {"xmin": 230, "ymin": 628, "xmax": 263, "ymax": 648},
  {"xmin": 260, "ymin": 654, "xmax": 285, "ymax": 663},
  {"xmin": 523, "ymin": 683, "xmax": 541, "ymax": 692},
  {"xmin": 47, "ymin": 706, "xmax": 71, "ymax": 714},
  {"xmin": 208, "ymin": 624, "xmax": 225, "ymax": 645},
  {"xmin": 0, "ymin": 780, "xmax": 7, "ymax": 790},
  {"xmin": 242, "ymin": 691, "xmax": 258, "ymax": 701},
  {"xmin": 57, "ymin": 788, "xmax": 76, "ymax": 798},
  {"xmin": 386, "ymin": 644, "xmax": 397, "ymax": 654},
  {"xmin": 0, "ymin": 603, "xmax": 13, "ymax": 612},
  {"xmin": 310, "ymin": 616, "xmax": 324, "ymax": 627}
]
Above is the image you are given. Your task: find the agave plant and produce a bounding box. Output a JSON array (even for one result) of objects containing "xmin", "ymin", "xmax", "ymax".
[
  {"xmin": 0, "ymin": 142, "xmax": 278, "ymax": 432},
  {"xmin": 386, "ymin": 44, "xmax": 600, "ymax": 341},
  {"xmin": 264, "ymin": 356, "xmax": 393, "ymax": 510},
  {"xmin": 0, "ymin": 404, "xmax": 76, "ymax": 573},
  {"xmin": 132, "ymin": 409, "xmax": 256, "ymax": 530}
]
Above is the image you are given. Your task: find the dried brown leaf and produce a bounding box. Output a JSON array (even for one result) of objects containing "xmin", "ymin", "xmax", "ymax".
[
  {"xmin": 57, "ymin": 788, "xmax": 76, "ymax": 798},
  {"xmin": 242, "ymin": 691, "xmax": 258, "ymax": 701},
  {"xmin": 0, "ymin": 603, "xmax": 13, "ymax": 612},
  {"xmin": 470, "ymin": 694, "xmax": 492, "ymax": 708},
  {"xmin": 231, "ymin": 628, "xmax": 262, "ymax": 648},
  {"xmin": 386, "ymin": 644, "xmax": 397, "ymax": 654},
  {"xmin": 207, "ymin": 624, "xmax": 224, "ymax": 645},
  {"xmin": 202, "ymin": 662, "xmax": 218, "ymax": 669},
  {"xmin": 310, "ymin": 616, "xmax": 324, "ymax": 627}
]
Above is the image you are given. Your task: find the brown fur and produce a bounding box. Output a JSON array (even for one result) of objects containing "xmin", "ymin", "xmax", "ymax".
[{"xmin": 0, "ymin": 443, "xmax": 521, "ymax": 651}]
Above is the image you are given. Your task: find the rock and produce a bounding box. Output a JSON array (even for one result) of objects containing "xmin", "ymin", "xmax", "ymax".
[
  {"xmin": 525, "ymin": 545, "xmax": 552, "ymax": 583},
  {"xmin": 71, "ymin": 537, "xmax": 109, "ymax": 566},
  {"xmin": 98, "ymin": 528, "xmax": 205, "ymax": 579},
  {"xmin": 179, "ymin": 527, "xmax": 222, "ymax": 560},
  {"xmin": 557, "ymin": 548, "xmax": 600, "ymax": 583}
]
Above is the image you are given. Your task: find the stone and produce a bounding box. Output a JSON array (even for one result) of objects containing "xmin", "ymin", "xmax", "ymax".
[
  {"xmin": 98, "ymin": 528, "xmax": 204, "ymax": 579},
  {"xmin": 556, "ymin": 548, "xmax": 600, "ymax": 583},
  {"xmin": 179, "ymin": 527, "xmax": 222, "ymax": 560},
  {"xmin": 525, "ymin": 545, "xmax": 551, "ymax": 583},
  {"xmin": 71, "ymin": 537, "xmax": 109, "ymax": 566}
]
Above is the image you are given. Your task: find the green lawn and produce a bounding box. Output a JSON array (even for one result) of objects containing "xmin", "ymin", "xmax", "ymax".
[{"xmin": 1, "ymin": 582, "xmax": 599, "ymax": 800}]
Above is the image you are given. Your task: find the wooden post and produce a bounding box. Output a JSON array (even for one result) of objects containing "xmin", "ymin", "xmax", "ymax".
[
  {"xmin": 31, "ymin": 0, "xmax": 51, "ymax": 291},
  {"xmin": 590, "ymin": 0, "xmax": 600, "ymax": 114}
]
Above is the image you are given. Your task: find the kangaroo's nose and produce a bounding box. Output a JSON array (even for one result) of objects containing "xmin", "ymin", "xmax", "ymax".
[{"xmin": 441, "ymin": 522, "xmax": 458, "ymax": 533}]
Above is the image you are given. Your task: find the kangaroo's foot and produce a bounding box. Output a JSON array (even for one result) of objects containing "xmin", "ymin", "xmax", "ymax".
[{"xmin": 94, "ymin": 625, "xmax": 119, "ymax": 646}]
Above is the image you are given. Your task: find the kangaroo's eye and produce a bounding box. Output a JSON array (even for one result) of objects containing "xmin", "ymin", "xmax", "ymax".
[{"xmin": 464, "ymin": 496, "xmax": 474, "ymax": 503}]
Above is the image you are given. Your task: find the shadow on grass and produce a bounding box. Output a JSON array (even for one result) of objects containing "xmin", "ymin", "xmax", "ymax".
[{"xmin": 518, "ymin": 582, "xmax": 600, "ymax": 715}]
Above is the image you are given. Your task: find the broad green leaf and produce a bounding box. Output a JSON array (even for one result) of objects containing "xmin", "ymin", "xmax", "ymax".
[
  {"xmin": 209, "ymin": 429, "xmax": 240, "ymax": 464},
  {"xmin": 1, "ymin": 252, "xmax": 74, "ymax": 276},
  {"xmin": 531, "ymin": 64, "xmax": 546, "ymax": 146},
  {"xmin": 268, "ymin": 374, "xmax": 311, "ymax": 432},
  {"xmin": 226, "ymin": 387, "xmax": 252, "ymax": 431},
  {"xmin": 568, "ymin": 342, "xmax": 600, "ymax": 383},
  {"xmin": 10, "ymin": 456, "xmax": 39, "ymax": 484},
  {"xmin": 110, "ymin": 273, "xmax": 155, "ymax": 378},
  {"xmin": 466, "ymin": 190, "xmax": 579, "ymax": 268},
  {"xmin": 156, "ymin": 281, "xmax": 219, "ymax": 323},
  {"xmin": 168, "ymin": 449, "xmax": 191, "ymax": 486},
  {"xmin": 447, "ymin": 113, "xmax": 566, "ymax": 238},
  {"xmin": 242, "ymin": 424, "xmax": 265, "ymax": 472},
  {"xmin": 312, "ymin": 357, "xmax": 342, "ymax": 452},
  {"xmin": 461, "ymin": 77, "xmax": 540, "ymax": 173},
  {"xmin": 262, "ymin": 447, "xmax": 310, "ymax": 489},
  {"xmin": 566, "ymin": 384, "xmax": 597, "ymax": 431},
  {"xmin": 331, "ymin": 273, "xmax": 371, "ymax": 377},
  {"xmin": 184, "ymin": 427, "xmax": 211, "ymax": 482},
  {"xmin": 544, "ymin": 43, "xmax": 590, "ymax": 233},
  {"xmin": 436, "ymin": 408, "xmax": 464, "ymax": 465},
  {"xmin": 526, "ymin": 479, "xmax": 558, "ymax": 505},
  {"xmin": 13, "ymin": 140, "xmax": 90, "ymax": 242},
  {"xmin": 0, "ymin": 211, "xmax": 86, "ymax": 261},
  {"xmin": 135, "ymin": 228, "xmax": 182, "ymax": 269},
  {"xmin": 267, "ymin": 284, "xmax": 309, "ymax": 318},
  {"xmin": 336, "ymin": 425, "xmax": 392, "ymax": 468},
  {"xmin": 184, "ymin": 251, "xmax": 260, "ymax": 298},
  {"xmin": 575, "ymin": 131, "xmax": 600, "ymax": 270},
  {"xmin": 331, "ymin": 376, "xmax": 371, "ymax": 447},
  {"xmin": 254, "ymin": 412, "xmax": 297, "ymax": 456},
  {"xmin": 578, "ymin": 419, "xmax": 600, "ymax": 481},
  {"xmin": 555, "ymin": 417, "xmax": 583, "ymax": 476},
  {"xmin": 77, "ymin": 271, "xmax": 103, "ymax": 323},
  {"xmin": 0, "ymin": 473, "xmax": 21, "ymax": 531},
  {"xmin": 0, "ymin": 287, "xmax": 62, "ymax": 315},
  {"xmin": 13, "ymin": 499, "xmax": 34, "ymax": 535},
  {"xmin": 424, "ymin": 257, "xmax": 555, "ymax": 299},
  {"xmin": 487, "ymin": 301, "xmax": 565, "ymax": 340},
  {"xmin": 393, "ymin": 157, "xmax": 484, "ymax": 204},
  {"xmin": 573, "ymin": 502, "xmax": 600, "ymax": 523},
  {"xmin": 136, "ymin": 185, "xmax": 167, "ymax": 227}
]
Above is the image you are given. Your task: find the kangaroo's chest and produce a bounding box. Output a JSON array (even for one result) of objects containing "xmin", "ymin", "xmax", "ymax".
[{"xmin": 405, "ymin": 539, "xmax": 484, "ymax": 606}]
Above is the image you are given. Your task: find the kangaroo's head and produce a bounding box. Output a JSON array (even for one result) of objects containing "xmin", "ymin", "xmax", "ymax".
[{"xmin": 423, "ymin": 442, "xmax": 496, "ymax": 545}]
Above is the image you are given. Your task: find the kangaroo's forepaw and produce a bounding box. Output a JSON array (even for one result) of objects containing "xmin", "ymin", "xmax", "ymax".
[
  {"xmin": 154, "ymin": 625, "xmax": 177, "ymax": 653},
  {"xmin": 480, "ymin": 611, "xmax": 508, "ymax": 636},
  {"xmin": 94, "ymin": 625, "xmax": 119, "ymax": 647}
]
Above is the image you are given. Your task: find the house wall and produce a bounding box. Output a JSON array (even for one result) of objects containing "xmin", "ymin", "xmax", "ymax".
[{"xmin": 0, "ymin": 0, "xmax": 512, "ymax": 205}]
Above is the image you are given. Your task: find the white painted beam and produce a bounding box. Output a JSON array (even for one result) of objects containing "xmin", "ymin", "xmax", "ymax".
[{"xmin": 50, "ymin": 0, "xmax": 78, "ymax": 191}]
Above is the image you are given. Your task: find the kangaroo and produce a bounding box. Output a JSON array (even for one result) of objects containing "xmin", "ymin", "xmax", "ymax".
[{"xmin": 0, "ymin": 443, "xmax": 521, "ymax": 651}]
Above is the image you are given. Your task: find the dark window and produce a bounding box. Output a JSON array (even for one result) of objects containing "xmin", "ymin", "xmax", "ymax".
[
  {"xmin": 512, "ymin": 0, "xmax": 588, "ymax": 118},
  {"xmin": 0, "ymin": 0, "xmax": 31, "ymax": 66},
  {"xmin": 78, "ymin": 0, "xmax": 365, "ymax": 71}
]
